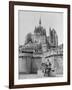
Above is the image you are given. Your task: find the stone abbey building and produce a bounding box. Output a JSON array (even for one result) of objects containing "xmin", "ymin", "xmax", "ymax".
[{"xmin": 19, "ymin": 19, "xmax": 63, "ymax": 76}]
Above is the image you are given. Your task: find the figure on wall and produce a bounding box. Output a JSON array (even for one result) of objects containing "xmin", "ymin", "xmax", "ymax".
[{"xmin": 40, "ymin": 59, "xmax": 56, "ymax": 77}]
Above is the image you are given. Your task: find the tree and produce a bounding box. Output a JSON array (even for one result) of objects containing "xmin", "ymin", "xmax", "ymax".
[{"xmin": 25, "ymin": 33, "xmax": 33, "ymax": 44}]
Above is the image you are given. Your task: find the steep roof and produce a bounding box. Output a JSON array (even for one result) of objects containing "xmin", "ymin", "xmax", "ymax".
[{"xmin": 34, "ymin": 19, "xmax": 46, "ymax": 36}]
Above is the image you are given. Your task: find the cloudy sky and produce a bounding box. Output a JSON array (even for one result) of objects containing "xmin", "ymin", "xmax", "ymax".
[{"xmin": 18, "ymin": 10, "xmax": 63, "ymax": 45}]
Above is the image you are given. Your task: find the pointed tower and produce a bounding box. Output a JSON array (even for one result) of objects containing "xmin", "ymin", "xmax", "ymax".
[{"xmin": 39, "ymin": 18, "xmax": 41, "ymax": 26}]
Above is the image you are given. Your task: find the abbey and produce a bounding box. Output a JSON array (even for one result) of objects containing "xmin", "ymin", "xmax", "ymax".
[{"xmin": 19, "ymin": 19, "xmax": 63, "ymax": 77}]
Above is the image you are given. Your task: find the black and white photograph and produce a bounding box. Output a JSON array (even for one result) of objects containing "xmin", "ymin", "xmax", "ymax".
[
  {"xmin": 18, "ymin": 11, "xmax": 63, "ymax": 79},
  {"xmin": 9, "ymin": 1, "xmax": 70, "ymax": 88}
]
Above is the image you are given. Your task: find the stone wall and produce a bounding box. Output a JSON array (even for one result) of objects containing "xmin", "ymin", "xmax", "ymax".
[
  {"xmin": 32, "ymin": 57, "xmax": 42, "ymax": 73},
  {"xmin": 19, "ymin": 56, "xmax": 32, "ymax": 74},
  {"xmin": 19, "ymin": 53, "xmax": 63, "ymax": 76},
  {"xmin": 46, "ymin": 55, "xmax": 63, "ymax": 75},
  {"xmin": 19, "ymin": 56, "xmax": 42, "ymax": 74}
]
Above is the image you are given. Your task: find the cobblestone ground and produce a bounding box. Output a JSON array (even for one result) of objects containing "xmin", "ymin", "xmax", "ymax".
[{"xmin": 19, "ymin": 74, "xmax": 63, "ymax": 79}]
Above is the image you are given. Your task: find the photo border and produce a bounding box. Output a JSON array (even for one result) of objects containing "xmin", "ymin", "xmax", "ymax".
[{"xmin": 9, "ymin": 1, "xmax": 70, "ymax": 89}]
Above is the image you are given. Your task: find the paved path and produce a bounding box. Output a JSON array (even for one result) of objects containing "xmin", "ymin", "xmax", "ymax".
[{"xmin": 19, "ymin": 74, "xmax": 63, "ymax": 79}]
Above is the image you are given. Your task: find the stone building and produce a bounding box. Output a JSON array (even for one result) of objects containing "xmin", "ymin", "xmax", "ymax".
[
  {"xmin": 47, "ymin": 27, "xmax": 58, "ymax": 49},
  {"xmin": 19, "ymin": 19, "xmax": 63, "ymax": 76}
]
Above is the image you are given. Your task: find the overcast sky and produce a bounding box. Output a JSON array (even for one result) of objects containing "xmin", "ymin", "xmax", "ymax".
[{"xmin": 18, "ymin": 10, "xmax": 63, "ymax": 45}]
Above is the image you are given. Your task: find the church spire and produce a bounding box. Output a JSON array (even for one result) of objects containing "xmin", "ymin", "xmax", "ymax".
[{"xmin": 39, "ymin": 18, "xmax": 41, "ymax": 26}]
